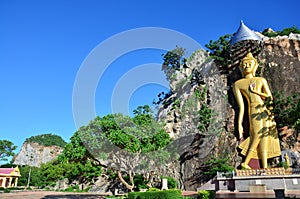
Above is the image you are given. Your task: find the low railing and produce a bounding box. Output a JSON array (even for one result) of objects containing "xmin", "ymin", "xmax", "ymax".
[{"xmin": 217, "ymin": 168, "xmax": 300, "ymax": 178}]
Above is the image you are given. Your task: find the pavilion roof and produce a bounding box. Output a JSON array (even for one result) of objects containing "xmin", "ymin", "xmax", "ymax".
[
  {"xmin": 0, "ymin": 168, "xmax": 15, "ymax": 175},
  {"xmin": 0, "ymin": 167, "xmax": 20, "ymax": 176}
]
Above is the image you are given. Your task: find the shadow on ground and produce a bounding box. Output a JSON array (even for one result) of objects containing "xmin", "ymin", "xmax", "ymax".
[{"xmin": 42, "ymin": 194, "xmax": 106, "ymax": 199}]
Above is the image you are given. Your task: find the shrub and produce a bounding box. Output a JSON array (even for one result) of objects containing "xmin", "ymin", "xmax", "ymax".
[
  {"xmin": 7, "ymin": 187, "xmax": 24, "ymax": 190},
  {"xmin": 4, "ymin": 189, "xmax": 10, "ymax": 193},
  {"xmin": 128, "ymin": 189, "xmax": 182, "ymax": 199},
  {"xmin": 161, "ymin": 176, "xmax": 178, "ymax": 189},
  {"xmin": 203, "ymin": 156, "xmax": 234, "ymax": 176},
  {"xmin": 198, "ymin": 190, "xmax": 215, "ymax": 199},
  {"xmin": 63, "ymin": 184, "xmax": 81, "ymax": 192},
  {"xmin": 147, "ymin": 187, "xmax": 160, "ymax": 192}
]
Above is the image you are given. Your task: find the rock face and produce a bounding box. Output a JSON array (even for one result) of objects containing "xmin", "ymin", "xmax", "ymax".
[
  {"xmin": 156, "ymin": 34, "xmax": 300, "ymax": 190},
  {"xmin": 13, "ymin": 142, "xmax": 63, "ymax": 167},
  {"xmin": 260, "ymin": 34, "xmax": 300, "ymax": 97}
]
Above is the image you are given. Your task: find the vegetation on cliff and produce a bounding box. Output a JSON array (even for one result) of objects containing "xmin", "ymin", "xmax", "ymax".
[
  {"xmin": 262, "ymin": 26, "xmax": 300, "ymax": 37},
  {"xmin": 161, "ymin": 46, "xmax": 186, "ymax": 82},
  {"xmin": 25, "ymin": 133, "xmax": 66, "ymax": 147}
]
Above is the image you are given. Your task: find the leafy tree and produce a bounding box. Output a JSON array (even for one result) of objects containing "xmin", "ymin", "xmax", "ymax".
[
  {"xmin": 33, "ymin": 105, "xmax": 171, "ymax": 191},
  {"xmin": 0, "ymin": 140, "xmax": 17, "ymax": 162},
  {"xmin": 25, "ymin": 134, "xmax": 66, "ymax": 147},
  {"xmin": 58, "ymin": 131, "xmax": 92, "ymax": 162},
  {"xmin": 18, "ymin": 166, "xmax": 42, "ymax": 187},
  {"xmin": 270, "ymin": 93, "xmax": 300, "ymax": 147},
  {"xmin": 202, "ymin": 156, "xmax": 234, "ymax": 178},
  {"xmin": 76, "ymin": 105, "xmax": 171, "ymax": 192},
  {"xmin": 161, "ymin": 46, "xmax": 186, "ymax": 82},
  {"xmin": 205, "ymin": 34, "xmax": 232, "ymax": 68},
  {"xmin": 39, "ymin": 161, "xmax": 65, "ymax": 185},
  {"xmin": 38, "ymin": 131, "xmax": 102, "ymax": 187},
  {"xmin": 198, "ymin": 104, "xmax": 213, "ymax": 132},
  {"xmin": 272, "ymin": 92, "xmax": 300, "ymax": 130}
]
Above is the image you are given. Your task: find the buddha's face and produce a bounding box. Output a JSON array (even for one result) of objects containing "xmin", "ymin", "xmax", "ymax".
[{"xmin": 239, "ymin": 59, "xmax": 257, "ymax": 75}]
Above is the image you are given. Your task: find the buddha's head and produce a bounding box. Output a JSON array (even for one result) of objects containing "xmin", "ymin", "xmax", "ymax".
[{"xmin": 239, "ymin": 52, "xmax": 259, "ymax": 77}]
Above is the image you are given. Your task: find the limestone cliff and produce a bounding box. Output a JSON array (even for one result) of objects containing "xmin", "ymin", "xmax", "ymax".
[
  {"xmin": 259, "ymin": 33, "xmax": 300, "ymax": 97},
  {"xmin": 13, "ymin": 142, "xmax": 63, "ymax": 167},
  {"xmin": 156, "ymin": 33, "xmax": 300, "ymax": 190}
]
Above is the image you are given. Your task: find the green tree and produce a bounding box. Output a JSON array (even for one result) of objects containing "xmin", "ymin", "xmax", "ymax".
[
  {"xmin": 38, "ymin": 131, "xmax": 102, "ymax": 187},
  {"xmin": 18, "ymin": 166, "xmax": 42, "ymax": 187},
  {"xmin": 77, "ymin": 105, "xmax": 171, "ymax": 192},
  {"xmin": 271, "ymin": 93, "xmax": 300, "ymax": 130},
  {"xmin": 0, "ymin": 140, "xmax": 17, "ymax": 163},
  {"xmin": 271, "ymin": 93, "xmax": 300, "ymax": 147},
  {"xmin": 37, "ymin": 105, "xmax": 171, "ymax": 191},
  {"xmin": 205, "ymin": 34, "xmax": 232, "ymax": 68},
  {"xmin": 161, "ymin": 46, "xmax": 186, "ymax": 82},
  {"xmin": 202, "ymin": 156, "xmax": 234, "ymax": 178}
]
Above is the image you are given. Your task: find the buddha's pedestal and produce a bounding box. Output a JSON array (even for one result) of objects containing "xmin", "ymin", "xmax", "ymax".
[{"xmin": 216, "ymin": 168, "xmax": 300, "ymax": 192}]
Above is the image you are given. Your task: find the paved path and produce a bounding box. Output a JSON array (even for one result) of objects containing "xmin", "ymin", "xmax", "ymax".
[
  {"xmin": 0, "ymin": 190, "xmax": 199, "ymax": 199},
  {"xmin": 5, "ymin": 190, "xmax": 300, "ymax": 199},
  {"xmin": 182, "ymin": 191, "xmax": 198, "ymax": 197},
  {"xmin": 0, "ymin": 191, "xmax": 107, "ymax": 199}
]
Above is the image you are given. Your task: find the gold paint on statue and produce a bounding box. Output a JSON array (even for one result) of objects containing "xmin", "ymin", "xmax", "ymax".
[
  {"xmin": 284, "ymin": 153, "xmax": 290, "ymax": 168},
  {"xmin": 233, "ymin": 52, "xmax": 281, "ymax": 169}
]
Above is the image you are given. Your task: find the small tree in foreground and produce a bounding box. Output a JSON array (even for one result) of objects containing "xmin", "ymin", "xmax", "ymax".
[{"xmin": 0, "ymin": 139, "xmax": 17, "ymax": 163}]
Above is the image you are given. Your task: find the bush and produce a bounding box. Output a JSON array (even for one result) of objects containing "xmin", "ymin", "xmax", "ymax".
[
  {"xmin": 147, "ymin": 187, "xmax": 160, "ymax": 192},
  {"xmin": 4, "ymin": 189, "xmax": 11, "ymax": 193},
  {"xmin": 128, "ymin": 189, "xmax": 182, "ymax": 199},
  {"xmin": 203, "ymin": 156, "xmax": 234, "ymax": 178},
  {"xmin": 198, "ymin": 190, "xmax": 215, "ymax": 199},
  {"xmin": 7, "ymin": 187, "xmax": 24, "ymax": 190},
  {"xmin": 161, "ymin": 176, "xmax": 178, "ymax": 189},
  {"xmin": 63, "ymin": 184, "xmax": 82, "ymax": 192}
]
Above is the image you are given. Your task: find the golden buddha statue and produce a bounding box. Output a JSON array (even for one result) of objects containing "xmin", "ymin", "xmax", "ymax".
[
  {"xmin": 233, "ymin": 52, "xmax": 281, "ymax": 169},
  {"xmin": 284, "ymin": 153, "xmax": 290, "ymax": 168}
]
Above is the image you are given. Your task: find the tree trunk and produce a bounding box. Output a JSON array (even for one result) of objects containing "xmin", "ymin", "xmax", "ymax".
[
  {"xmin": 26, "ymin": 167, "xmax": 31, "ymax": 189},
  {"xmin": 117, "ymin": 170, "xmax": 134, "ymax": 192}
]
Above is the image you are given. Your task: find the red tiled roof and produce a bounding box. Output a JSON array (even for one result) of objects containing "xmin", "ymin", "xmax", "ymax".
[{"xmin": 0, "ymin": 168, "xmax": 14, "ymax": 175}]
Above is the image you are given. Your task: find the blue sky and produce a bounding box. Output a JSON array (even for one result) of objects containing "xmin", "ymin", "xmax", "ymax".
[{"xmin": 1, "ymin": 0, "xmax": 300, "ymax": 155}]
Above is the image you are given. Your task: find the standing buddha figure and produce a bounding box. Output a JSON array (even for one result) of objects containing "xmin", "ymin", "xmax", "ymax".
[{"xmin": 233, "ymin": 52, "xmax": 281, "ymax": 169}]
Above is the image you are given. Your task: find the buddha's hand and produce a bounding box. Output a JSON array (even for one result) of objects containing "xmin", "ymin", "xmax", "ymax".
[
  {"xmin": 249, "ymin": 82, "xmax": 256, "ymax": 92},
  {"xmin": 238, "ymin": 124, "xmax": 243, "ymax": 140}
]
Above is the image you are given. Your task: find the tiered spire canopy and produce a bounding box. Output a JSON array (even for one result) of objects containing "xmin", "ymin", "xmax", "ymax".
[{"xmin": 230, "ymin": 21, "xmax": 262, "ymax": 45}]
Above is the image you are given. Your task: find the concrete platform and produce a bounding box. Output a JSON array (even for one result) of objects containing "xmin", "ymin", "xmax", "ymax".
[
  {"xmin": 198, "ymin": 170, "xmax": 300, "ymax": 198},
  {"xmin": 216, "ymin": 190, "xmax": 300, "ymax": 198}
]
